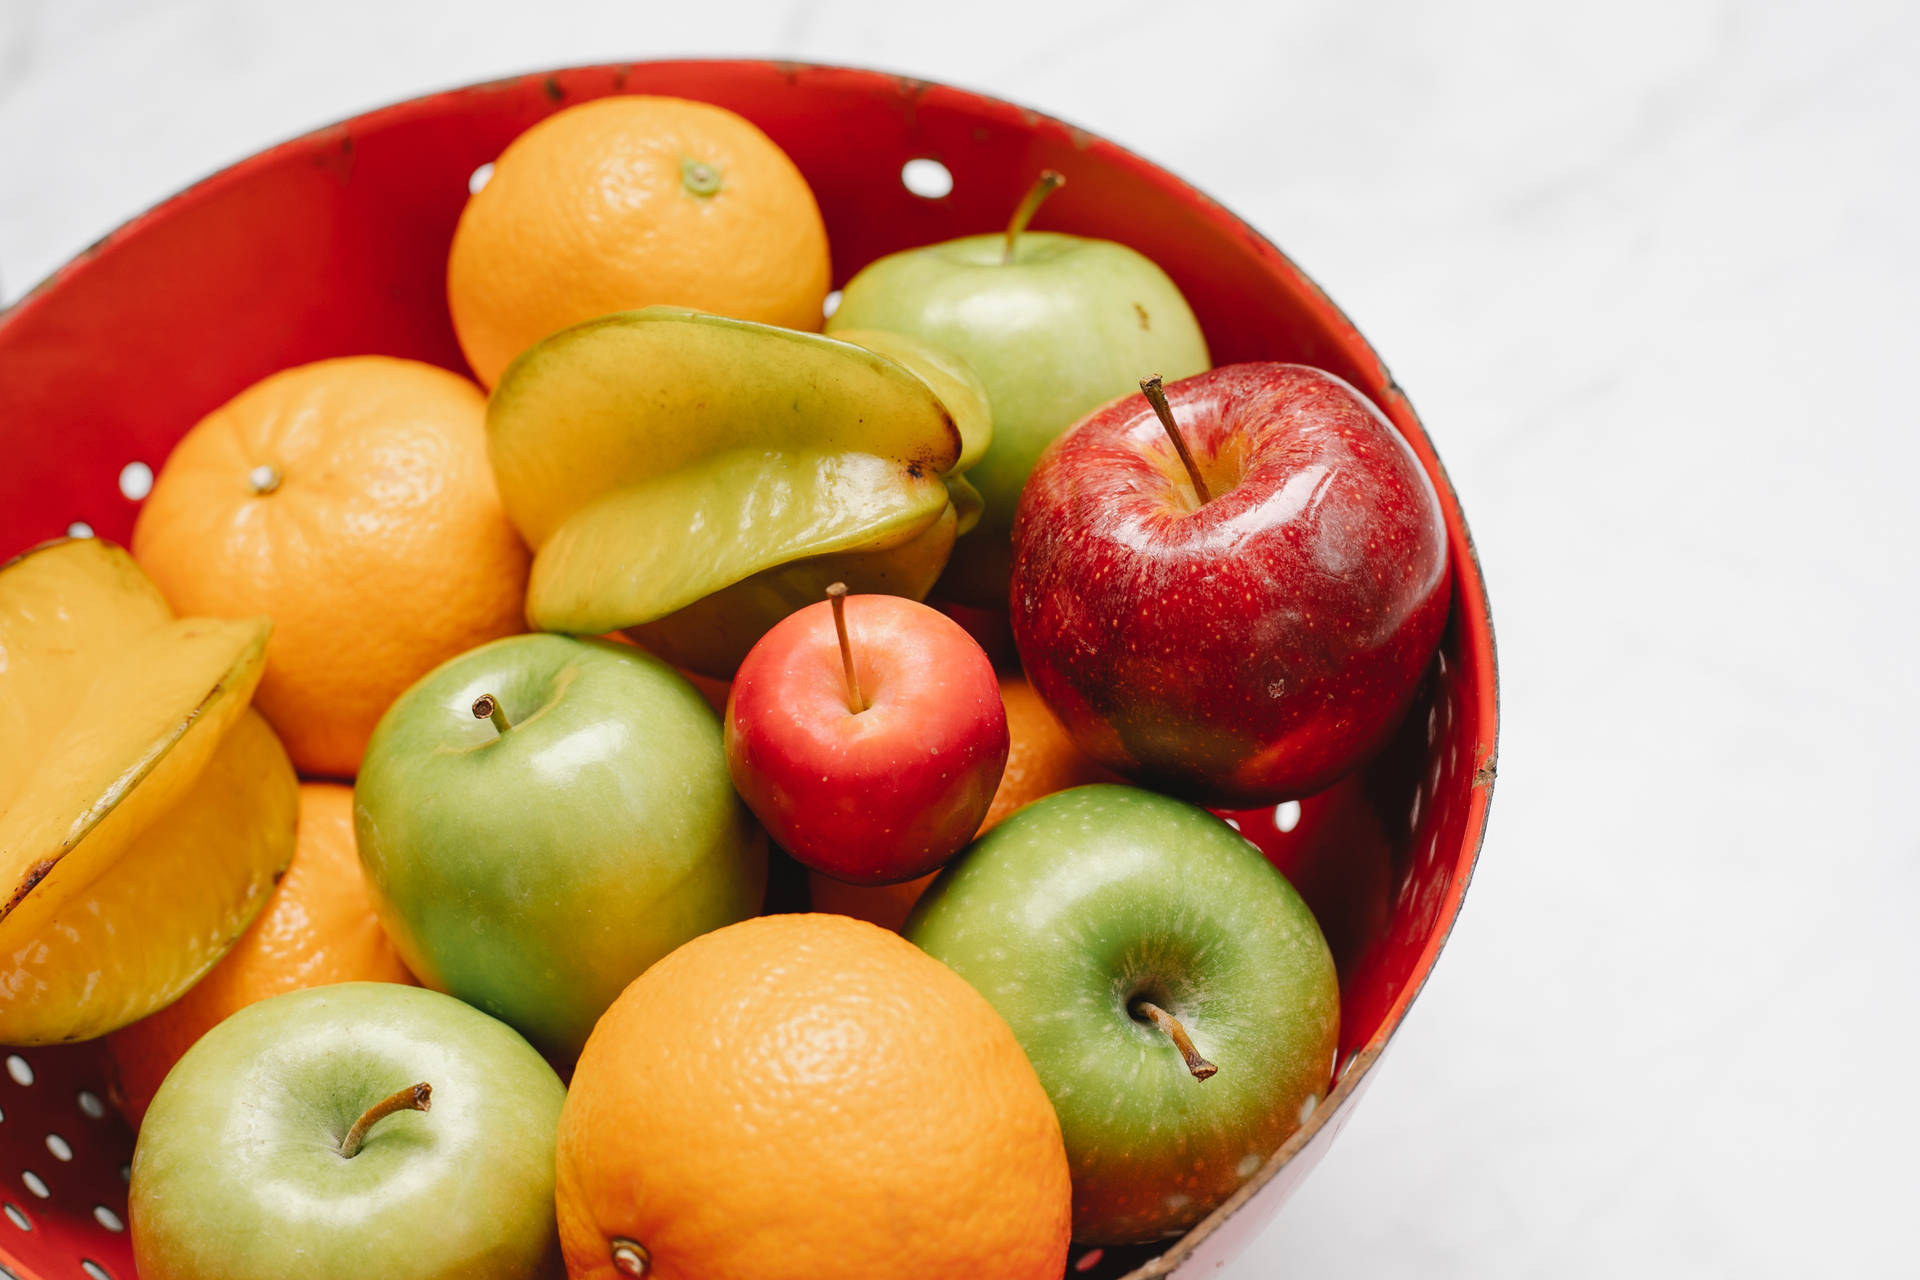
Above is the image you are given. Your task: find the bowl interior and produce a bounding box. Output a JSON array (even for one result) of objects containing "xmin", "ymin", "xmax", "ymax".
[{"xmin": 0, "ymin": 61, "xmax": 1495, "ymax": 1280}]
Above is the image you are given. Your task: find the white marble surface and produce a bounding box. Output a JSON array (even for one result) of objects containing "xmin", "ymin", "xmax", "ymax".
[{"xmin": 4, "ymin": 1, "xmax": 1916, "ymax": 1275}]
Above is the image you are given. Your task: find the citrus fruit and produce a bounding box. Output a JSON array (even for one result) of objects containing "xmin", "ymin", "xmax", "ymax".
[
  {"xmin": 108, "ymin": 781, "xmax": 416, "ymax": 1123},
  {"xmin": 806, "ymin": 868, "xmax": 939, "ymax": 933},
  {"xmin": 1, "ymin": 538, "xmax": 294, "ymax": 1045},
  {"xmin": 805, "ymin": 673, "xmax": 1117, "ymax": 930},
  {"xmin": 130, "ymin": 357, "xmax": 530, "ymax": 778},
  {"xmin": 555, "ymin": 913, "xmax": 1070, "ymax": 1280},
  {"xmin": 447, "ymin": 95, "xmax": 831, "ymax": 387},
  {"xmin": 982, "ymin": 673, "xmax": 1122, "ymax": 831}
]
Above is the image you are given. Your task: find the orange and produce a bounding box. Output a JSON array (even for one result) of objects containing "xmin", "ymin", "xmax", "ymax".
[
  {"xmin": 555, "ymin": 913, "xmax": 1070, "ymax": 1280},
  {"xmin": 806, "ymin": 869, "xmax": 937, "ymax": 934},
  {"xmin": 131, "ymin": 357, "xmax": 530, "ymax": 777},
  {"xmin": 107, "ymin": 782, "xmax": 415, "ymax": 1124},
  {"xmin": 808, "ymin": 673, "xmax": 1118, "ymax": 930},
  {"xmin": 448, "ymin": 95, "xmax": 831, "ymax": 386},
  {"xmin": 981, "ymin": 673, "xmax": 1124, "ymax": 831}
]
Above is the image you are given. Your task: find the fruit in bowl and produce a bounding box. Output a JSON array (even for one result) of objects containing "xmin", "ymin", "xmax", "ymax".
[
  {"xmin": 727, "ymin": 586, "xmax": 1009, "ymax": 884},
  {"xmin": 556, "ymin": 913, "xmax": 1071, "ymax": 1280},
  {"xmin": 130, "ymin": 356, "xmax": 531, "ymax": 779},
  {"xmin": 130, "ymin": 982, "xmax": 566, "ymax": 1280},
  {"xmin": 0, "ymin": 61, "xmax": 1495, "ymax": 1280},
  {"xmin": 907, "ymin": 785, "xmax": 1339, "ymax": 1244},
  {"xmin": 486, "ymin": 306, "xmax": 991, "ymax": 677},
  {"xmin": 449, "ymin": 94, "xmax": 833, "ymax": 386},
  {"xmin": 1011, "ymin": 365, "xmax": 1452, "ymax": 806},
  {"xmin": 353, "ymin": 632, "xmax": 766, "ymax": 1062},
  {"xmin": 0, "ymin": 538, "xmax": 295, "ymax": 1046}
]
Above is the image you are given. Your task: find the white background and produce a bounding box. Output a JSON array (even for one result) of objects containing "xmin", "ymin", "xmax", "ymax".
[{"xmin": 4, "ymin": 1, "xmax": 1917, "ymax": 1276}]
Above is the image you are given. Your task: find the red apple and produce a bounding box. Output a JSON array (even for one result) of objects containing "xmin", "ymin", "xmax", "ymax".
[
  {"xmin": 726, "ymin": 588, "xmax": 1010, "ymax": 885},
  {"xmin": 1010, "ymin": 363, "xmax": 1449, "ymax": 805}
]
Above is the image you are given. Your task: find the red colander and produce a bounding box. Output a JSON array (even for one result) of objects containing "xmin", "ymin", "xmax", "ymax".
[{"xmin": 0, "ymin": 59, "xmax": 1497, "ymax": 1280}]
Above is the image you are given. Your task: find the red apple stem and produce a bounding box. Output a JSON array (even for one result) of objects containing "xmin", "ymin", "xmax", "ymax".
[
  {"xmin": 1139, "ymin": 376, "xmax": 1212, "ymax": 506},
  {"xmin": 1131, "ymin": 1000, "xmax": 1217, "ymax": 1081},
  {"xmin": 338, "ymin": 1082, "xmax": 432, "ymax": 1158},
  {"xmin": 1004, "ymin": 169, "xmax": 1066, "ymax": 263},
  {"xmin": 472, "ymin": 693, "xmax": 512, "ymax": 735},
  {"xmin": 826, "ymin": 583, "xmax": 865, "ymax": 714}
]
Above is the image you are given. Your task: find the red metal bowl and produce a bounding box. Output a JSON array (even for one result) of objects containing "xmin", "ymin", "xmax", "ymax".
[{"xmin": 0, "ymin": 60, "xmax": 1497, "ymax": 1280}]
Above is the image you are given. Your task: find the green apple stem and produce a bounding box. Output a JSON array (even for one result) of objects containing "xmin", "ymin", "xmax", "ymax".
[
  {"xmin": 338, "ymin": 1082, "xmax": 432, "ymax": 1158},
  {"xmin": 826, "ymin": 582, "xmax": 865, "ymax": 714},
  {"xmin": 471, "ymin": 693, "xmax": 512, "ymax": 735},
  {"xmin": 1139, "ymin": 376, "xmax": 1213, "ymax": 506},
  {"xmin": 1003, "ymin": 169, "xmax": 1066, "ymax": 263},
  {"xmin": 1131, "ymin": 999, "xmax": 1217, "ymax": 1081}
]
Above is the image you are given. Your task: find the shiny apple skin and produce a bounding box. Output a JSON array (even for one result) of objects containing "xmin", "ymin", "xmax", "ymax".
[
  {"xmin": 354, "ymin": 635, "xmax": 766, "ymax": 1063},
  {"xmin": 1010, "ymin": 363, "xmax": 1449, "ymax": 806},
  {"xmin": 726, "ymin": 594, "xmax": 1009, "ymax": 885},
  {"xmin": 129, "ymin": 983, "xmax": 565, "ymax": 1280},
  {"xmin": 827, "ymin": 231, "xmax": 1210, "ymax": 608}
]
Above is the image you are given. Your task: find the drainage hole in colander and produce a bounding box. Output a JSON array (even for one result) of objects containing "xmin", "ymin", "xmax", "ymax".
[
  {"xmin": 900, "ymin": 158, "xmax": 952, "ymax": 199},
  {"xmin": 119, "ymin": 460, "xmax": 153, "ymax": 500}
]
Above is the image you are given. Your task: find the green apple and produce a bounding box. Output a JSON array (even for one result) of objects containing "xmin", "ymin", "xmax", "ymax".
[
  {"xmin": 130, "ymin": 982, "xmax": 565, "ymax": 1280},
  {"xmin": 827, "ymin": 174, "xmax": 1210, "ymax": 607},
  {"xmin": 905, "ymin": 784, "xmax": 1337, "ymax": 1244},
  {"xmin": 354, "ymin": 633, "xmax": 766, "ymax": 1061},
  {"xmin": 487, "ymin": 307, "xmax": 992, "ymax": 674}
]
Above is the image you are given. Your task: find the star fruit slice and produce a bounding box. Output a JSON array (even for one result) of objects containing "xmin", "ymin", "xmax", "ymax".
[
  {"xmin": 488, "ymin": 307, "xmax": 990, "ymax": 637},
  {"xmin": 0, "ymin": 538, "xmax": 293, "ymax": 1044}
]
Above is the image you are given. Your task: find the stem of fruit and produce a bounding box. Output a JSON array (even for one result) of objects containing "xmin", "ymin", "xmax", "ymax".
[
  {"xmin": 681, "ymin": 157, "xmax": 722, "ymax": 198},
  {"xmin": 247, "ymin": 464, "xmax": 281, "ymax": 495},
  {"xmin": 1003, "ymin": 169, "xmax": 1065, "ymax": 263},
  {"xmin": 338, "ymin": 1082, "xmax": 431, "ymax": 1158},
  {"xmin": 1131, "ymin": 1000, "xmax": 1217, "ymax": 1081},
  {"xmin": 472, "ymin": 693, "xmax": 511, "ymax": 735},
  {"xmin": 610, "ymin": 1239, "xmax": 650, "ymax": 1277},
  {"xmin": 826, "ymin": 583, "xmax": 865, "ymax": 714},
  {"xmin": 1139, "ymin": 376, "xmax": 1212, "ymax": 506}
]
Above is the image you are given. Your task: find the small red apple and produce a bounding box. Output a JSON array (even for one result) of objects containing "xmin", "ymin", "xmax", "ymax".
[
  {"xmin": 1010, "ymin": 363, "xmax": 1450, "ymax": 805},
  {"xmin": 726, "ymin": 587, "xmax": 1009, "ymax": 885}
]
